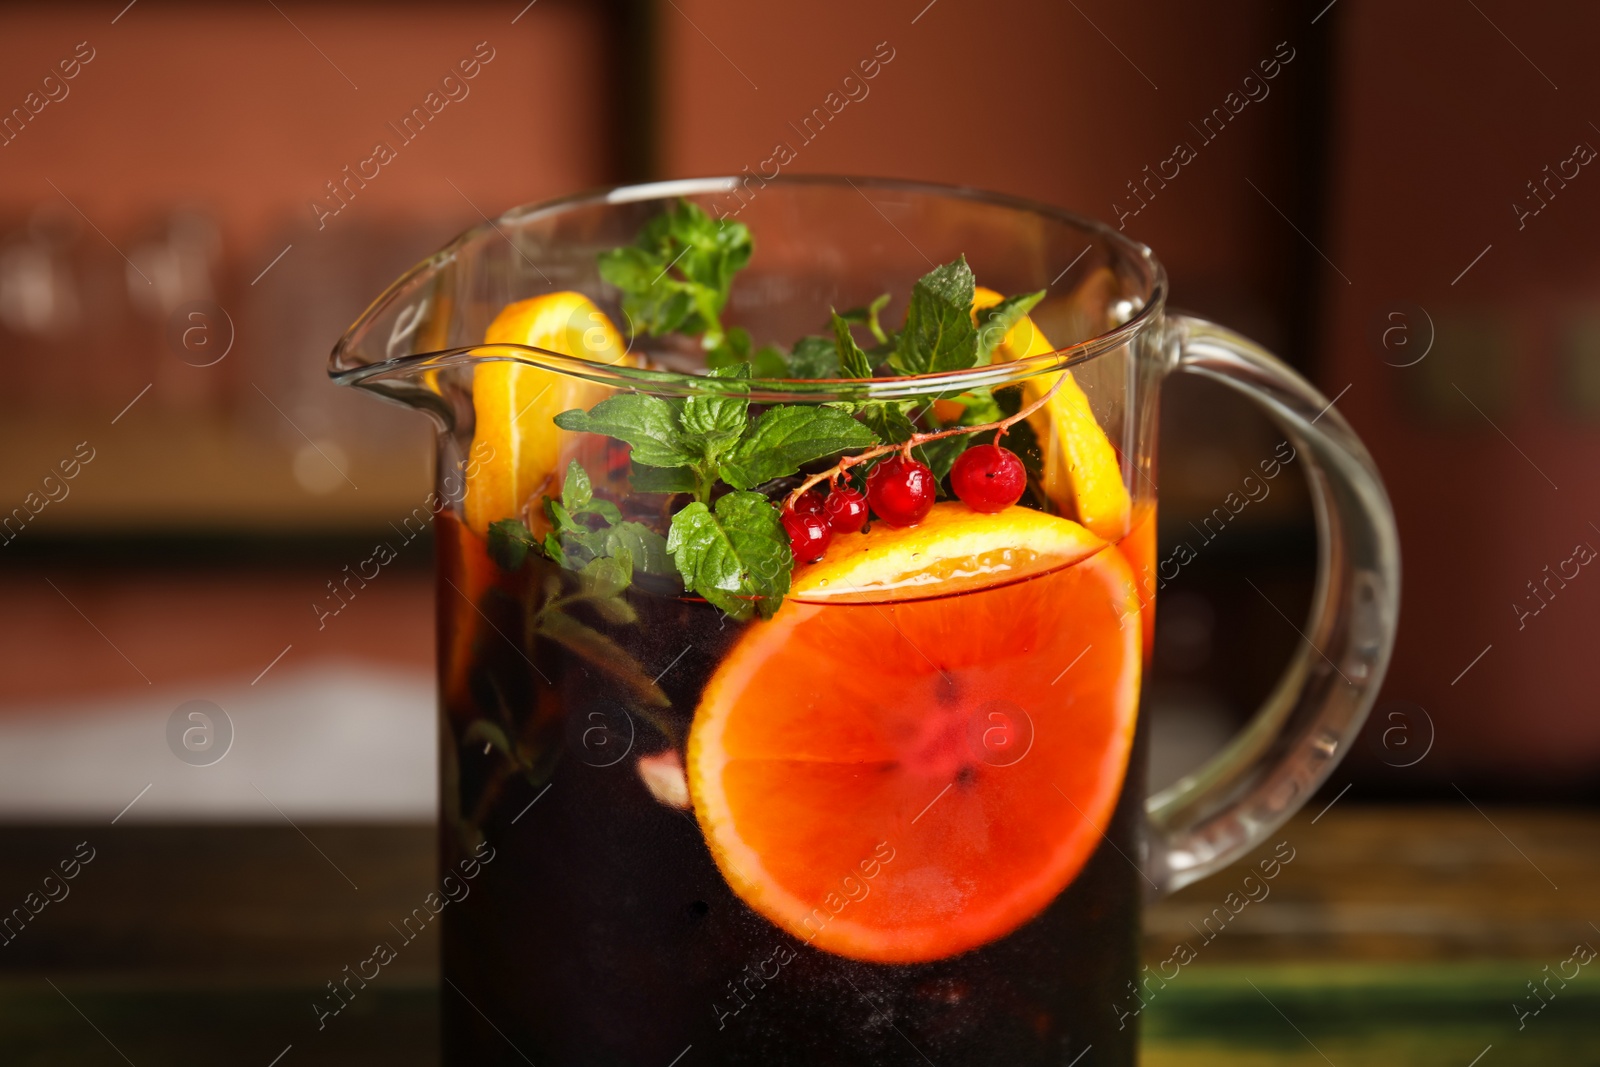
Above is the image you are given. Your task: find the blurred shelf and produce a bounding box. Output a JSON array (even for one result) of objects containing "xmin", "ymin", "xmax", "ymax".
[{"xmin": 0, "ymin": 415, "xmax": 432, "ymax": 536}]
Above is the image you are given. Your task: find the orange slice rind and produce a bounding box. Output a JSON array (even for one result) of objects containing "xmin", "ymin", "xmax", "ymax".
[
  {"xmin": 790, "ymin": 501, "xmax": 1107, "ymax": 603},
  {"xmin": 973, "ymin": 286, "xmax": 1132, "ymax": 541},
  {"xmin": 463, "ymin": 292, "xmax": 631, "ymax": 537}
]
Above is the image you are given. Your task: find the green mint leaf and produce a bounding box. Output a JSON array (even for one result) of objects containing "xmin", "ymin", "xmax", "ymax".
[
  {"xmin": 671, "ymin": 207, "xmax": 752, "ymax": 321},
  {"xmin": 595, "ymin": 245, "xmax": 659, "ymax": 298},
  {"xmin": 586, "ymin": 499, "xmax": 623, "ymax": 524},
  {"xmin": 787, "ymin": 336, "xmax": 840, "ymax": 379},
  {"xmin": 605, "ymin": 521, "xmax": 674, "ymax": 577},
  {"xmin": 630, "ymin": 463, "xmax": 697, "ymax": 494},
  {"xmin": 598, "ymin": 200, "xmax": 753, "ymax": 348},
  {"xmin": 555, "ymin": 395, "xmax": 696, "ymax": 469},
  {"xmin": 894, "ymin": 256, "xmax": 978, "ymax": 374},
  {"xmin": 831, "ymin": 312, "xmax": 875, "ymax": 379},
  {"xmin": 708, "ymin": 335, "xmax": 789, "ymax": 378},
  {"xmin": 717, "ymin": 405, "xmax": 879, "ymax": 489},
  {"xmin": 681, "ymin": 364, "xmax": 750, "ymax": 444},
  {"xmin": 666, "ymin": 492, "xmax": 791, "ymax": 620},
  {"xmin": 598, "ymin": 246, "xmax": 696, "ymax": 336},
  {"xmin": 711, "ymin": 491, "xmax": 792, "ymax": 618},
  {"xmin": 750, "ymin": 344, "xmax": 790, "ymax": 378},
  {"xmin": 549, "ymin": 525, "xmax": 608, "ymax": 568},
  {"xmin": 541, "ymin": 531, "xmax": 568, "ymax": 568},
  {"xmin": 487, "ymin": 518, "xmax": 539, "ymax": 571},
  {"xmin": 559, "ymin": 460, "xmax": 592, "ymax": 513},
  {"xmin": 578, "ymin": 553, "xmax": 632, "ymax": 599},
  {"xmin": 867, "ymin": 293, "xmax": 892, "ymax": 343},
  {"xmin": 857, "ymin": 400, "xmax": 917, "ymax": 444},
  {"xmin": 544, "ymin": 488, "xmax": 616, "ymax": 569},
  {"xmin": 839, "ymin": 293, "xmax": 892, "ymax": 345},
  {"xmin": 975, "ymin": 290, "xmax": 1046, "ymax": 363},
  {"xmin": 546, "ymin": 498, "xmax": 577, "ymax": 534}
]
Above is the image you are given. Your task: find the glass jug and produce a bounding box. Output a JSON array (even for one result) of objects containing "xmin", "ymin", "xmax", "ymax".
[{"xmin": 331, "ymin": 176, "xmax": 1399, "ymax": 1066}]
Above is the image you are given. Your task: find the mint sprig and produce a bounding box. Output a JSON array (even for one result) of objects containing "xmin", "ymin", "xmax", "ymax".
[
  {"xmin": 556, "ymin": 374, "xmax": 877, "ymax": 618},
  {"xmin": 571, "ymin": 207, "xmax": 1058, "ymax": 617},
  {"xmin": 597, "ymin": 199, "xmax": 752, "ymax": 362},
  {"xmin": 558, "ymin": 366, "xmax": 875, "ymax": 502},
  {"xmin": 486, "ymin": 461, "xmax": 671, "ymax": 582}
]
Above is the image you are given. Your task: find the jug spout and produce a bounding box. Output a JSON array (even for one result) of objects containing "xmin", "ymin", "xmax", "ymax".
[{"xmin": 329, "ymin": 247, "xmax": 464, "ymax": 426}]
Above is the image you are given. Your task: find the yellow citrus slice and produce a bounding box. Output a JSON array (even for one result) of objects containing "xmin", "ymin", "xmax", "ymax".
[
  {"xmin": 463, "ymin": 292, "xmax": 631, "ymax": 536},
  {"xmin": 973, "ymin": 286, "xmax": 1132, "ymax": 541},
  {"xmin": 688, "ymin": 504, "xmax": 1142, "ymax": 963}
]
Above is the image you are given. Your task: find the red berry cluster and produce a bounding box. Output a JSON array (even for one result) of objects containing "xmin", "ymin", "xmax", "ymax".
[
  {"xmin": 783, "ymin": 444, "xmax": 1028, "ymax": 561},
  {"xmin": 781, "ymin": 484, "xmax": 867, "ymax": 562}
]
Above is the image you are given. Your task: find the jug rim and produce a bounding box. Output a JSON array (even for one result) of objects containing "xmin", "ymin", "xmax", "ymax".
[{"xmin": 330, "ymin": 174, "xmax": 1168, "ymax": 401}]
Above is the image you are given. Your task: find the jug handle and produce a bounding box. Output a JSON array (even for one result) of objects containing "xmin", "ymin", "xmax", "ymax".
[{"xmin": 1144, "ymin": 314, "xmax": 1401, "ymax": 894}]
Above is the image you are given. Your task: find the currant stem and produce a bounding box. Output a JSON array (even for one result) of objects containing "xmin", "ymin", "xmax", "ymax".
[{"xmin": 784, "ymin": 373, "xmax": 1068, "ymax": 510}]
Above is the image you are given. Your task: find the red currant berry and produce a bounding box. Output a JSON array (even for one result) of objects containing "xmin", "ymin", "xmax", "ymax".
[
  {"xmin": 950, "ymin": 444, "xmax": 1026, "ymax": 514},
  {"xmin": 866, "ymin": 455, "xmax": 936, "ymax": 527},
  {"xmin": 792, "ymin": 490, "xmax": 826, "ymax": 517},
  {"xmin": 783, "ymin": 509, "xmax": 832, "ymax": 563},
  {"xmin": 822, "ymin": 484, "xmax": 869, "ymax": 534}
]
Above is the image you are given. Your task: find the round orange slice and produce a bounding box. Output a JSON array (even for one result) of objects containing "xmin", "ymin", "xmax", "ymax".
[
  {"xmin": 973, "ymin": 286, "xmax": 1133, "ymax": 541},
  {"xmin": 687, "ymin": 504, "xmax": 1143, "ymax": 963},
  {"xmin": 463, "ymin": 292, "xmax": 631, "ymax": 536}
]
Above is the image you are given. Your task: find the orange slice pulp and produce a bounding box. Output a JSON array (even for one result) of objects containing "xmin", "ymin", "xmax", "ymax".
[
  {"xmin": 687, "ymin": 503, "xmax": 1143, "ymax": 963},
  {"xmin": 463, "ymin": 292, "xmax": 631, "ymax": 537}
]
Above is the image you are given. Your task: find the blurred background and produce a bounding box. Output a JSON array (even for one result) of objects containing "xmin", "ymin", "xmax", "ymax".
[{"xmin": 1, "ymin": 1, "xmax": 1597, "ymax": 1063}]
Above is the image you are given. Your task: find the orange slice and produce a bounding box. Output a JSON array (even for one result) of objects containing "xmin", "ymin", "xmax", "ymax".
[
  {"xmin": 789, "ymin": 499, "xmax": 1107, "ymax": 603},
  {"xmin": 463, "ymin": 292, "xmax": 631, "ymax": 536},
  {"xmin": 687, "ymin": 504, "xmax": 1142, "ymax": 963},
  {"xmin": 973, "ymin": 286, "xmax": 1132, "ymax": 541}
]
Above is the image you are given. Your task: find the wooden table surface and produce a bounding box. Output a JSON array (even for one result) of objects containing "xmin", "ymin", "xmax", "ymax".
[{"xmin": 1, "ymin": 806, "xmax": 1596, "ymax": 1064}]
